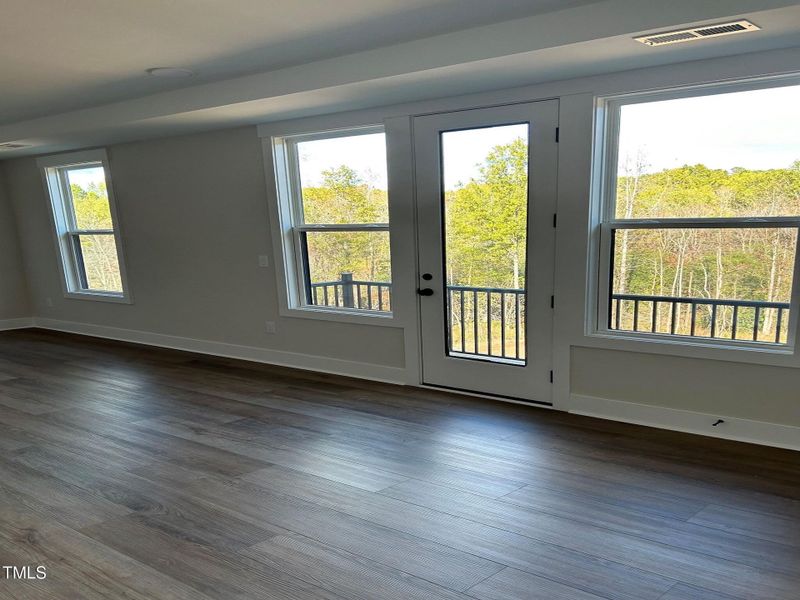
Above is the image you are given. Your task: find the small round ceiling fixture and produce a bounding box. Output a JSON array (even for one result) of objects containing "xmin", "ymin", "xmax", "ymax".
[{"xmin": 146, "ymin": 67, "xmax": 195, "ymax": 78}]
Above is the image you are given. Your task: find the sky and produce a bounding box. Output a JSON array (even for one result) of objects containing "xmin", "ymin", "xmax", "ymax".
[
  {"xmin": 66, "ymin": 165, "xmax": 106, "ymax": 190},
  {"xmin": 617, "ymin": 84, "xmax": 800, "ymax": 175},
  {"xmin": 298, "ymin": 133, "xmax": 388, "ymax": 188},
  {"xmin": 441, "ymin": 124, "xmax": 527, "ymax": 191},
  {"xmin": 298, "ymin": 83, "xmax": 800, "ymax": 192},
  {"xmin": 298, "ymin": 125, "xmax": 528, "ymax": 192}
]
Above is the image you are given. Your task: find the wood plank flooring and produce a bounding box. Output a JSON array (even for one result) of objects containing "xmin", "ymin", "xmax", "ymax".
[{"xmin": 0, "ymin": 329, "xmax": 798, "ymax": 599}]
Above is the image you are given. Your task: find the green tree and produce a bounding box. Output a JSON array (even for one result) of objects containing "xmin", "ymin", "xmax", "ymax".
[
  {"xmin": 614, "ymin": 160, "xmax": 800, "ymax": 340},
  {"xmin": 301, "ymin": 166, "xmax": 391, "ymax": 285},
  {"xmin": 70, "ymin": 182, "xmax": 122, "ymax": 292},
  {"xmin": 445, "ymin": 138, "xmax": 528, "ymax": 289}
]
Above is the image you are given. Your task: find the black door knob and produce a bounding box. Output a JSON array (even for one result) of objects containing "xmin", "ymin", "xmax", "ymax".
[{"xmin": 417, "ymin": 288, "xmax": 434, "ymax": 296}]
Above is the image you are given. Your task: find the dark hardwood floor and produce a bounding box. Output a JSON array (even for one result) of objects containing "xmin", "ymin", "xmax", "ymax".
[{"xmin": 0, "ymin": 329, "xmax": 798, "ymax": 599}]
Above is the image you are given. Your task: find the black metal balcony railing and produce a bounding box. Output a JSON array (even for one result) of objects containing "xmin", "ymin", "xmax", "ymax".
[
  {"xmin": 447, "ymin": 286, "xmax": 526, "ymax": 361},
  {"xmin": 311, "ymin": 275, "xmax": 790, "ymax": 359},
  {"xmin": 610, "ymin": 293, "xmax": 790, "ymax": 343},
  {"xmin": 309, "ymin": 273, "xmax": 526, "ymax": 361},
  {"xmin": 310, "ymin": 273, "xmax": 392, "ymax": 312}
]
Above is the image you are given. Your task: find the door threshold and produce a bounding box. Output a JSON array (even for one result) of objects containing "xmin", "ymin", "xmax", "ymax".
[
  {"xmin": 420, "ymin": 382, "xmax": 553, "ymax": 407},
  {"xmin": 448, "ymin": 351, "xmax": 526, "ymax": 366}
]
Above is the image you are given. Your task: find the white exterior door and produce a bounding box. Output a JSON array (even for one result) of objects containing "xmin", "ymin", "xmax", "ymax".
[{"xmin": 414, "ymin": 101, "xmax": 558, "ymax": 404}]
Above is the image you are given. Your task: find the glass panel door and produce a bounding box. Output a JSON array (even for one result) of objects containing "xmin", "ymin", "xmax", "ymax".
[{"xmin": 414, "ymin": 101, "xmax": 558, "ymax": 403}]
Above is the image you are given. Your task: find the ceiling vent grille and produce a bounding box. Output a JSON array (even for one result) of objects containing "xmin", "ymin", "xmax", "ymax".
[
  {"xmin": 634, "ymin": 20, "xmax": 760, "ymax": 46},
  {"xmin": 0, "ymin": 142, "xmax": 29, "ymax": 150}
]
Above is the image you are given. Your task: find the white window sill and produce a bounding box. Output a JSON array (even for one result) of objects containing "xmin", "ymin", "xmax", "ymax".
[
  {"xmin": 65, "ymin": 291, "xmax": 132, "ymax": 304},
  {"xmin": 281, "ymin": 305, "xmax": 397, "ymax": 327},
  {"xmin": 582, "ymin": 329, "xmax": 798, "ymax": 368}
]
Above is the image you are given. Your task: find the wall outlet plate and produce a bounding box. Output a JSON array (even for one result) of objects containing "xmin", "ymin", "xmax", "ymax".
[
  {"xmin": 258, "ymin": 255, "xmax": 270, "ymax": 268},
  {"xmin": 265, "ymin": 321, "xmax": 277, "ymax": 334}
]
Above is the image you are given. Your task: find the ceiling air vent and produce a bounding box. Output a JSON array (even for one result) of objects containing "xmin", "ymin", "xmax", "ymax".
[
  {"xmin": 0, "ymin": 142, "xmax": 29, "ymax": 150},
  {"xmin": 635, "ymin": 20, "xmax": 760, "ymax": 47}
]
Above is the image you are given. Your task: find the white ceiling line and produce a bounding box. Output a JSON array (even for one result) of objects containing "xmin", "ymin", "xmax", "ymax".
[{"xmin": 1, "ymin": 0, "xmax": 797, "ymax": 157}]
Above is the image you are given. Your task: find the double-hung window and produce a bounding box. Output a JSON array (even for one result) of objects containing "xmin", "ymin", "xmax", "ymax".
[
  {"xmin": 272, "ymin": 127, "xmax": 392, "ymax": 317},
  {"xmin": 38, "ymin": 149, "xmax": 131, "ymax": 302},
  {"xmin": 597, "ymin": 80, "xmax": 800, "ymax": 349}
]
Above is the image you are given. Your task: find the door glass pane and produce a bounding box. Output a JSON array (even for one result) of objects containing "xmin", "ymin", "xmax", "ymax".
[
  {"xmin": 75, "ymin": 234, "xmax": 123, "ymax": 292},
  {"xmin": 65, "ymin": 166, "xmax": 113, "ymax": 229},
  {"xmin": 304, "ymin": 230, "xmax": 391, "ymax": 312},
  {"xmin": 441, "ymin": 123, "xmax": 529, "ymax": 363}
]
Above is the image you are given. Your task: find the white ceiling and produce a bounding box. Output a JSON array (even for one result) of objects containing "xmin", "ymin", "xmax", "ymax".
[
  {"xmin": 0, "ymin": 0, "xmax": 599, "ymax": 124},
  {"xmin": 1, "ymin": 0, "xmax": 799, "ymax": 158}
]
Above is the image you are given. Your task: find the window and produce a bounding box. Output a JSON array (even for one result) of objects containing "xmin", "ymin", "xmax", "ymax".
[
  {"xmin": 38, "ymin": 149, "xmax": 130, "ymax": 302},
  {"xmin": 272, "ymin": 127, "xmax": 392, "ymax": 316},
  {"xmin": 597, "ymin": 81, "xmax": 800, "ymax": 348}
]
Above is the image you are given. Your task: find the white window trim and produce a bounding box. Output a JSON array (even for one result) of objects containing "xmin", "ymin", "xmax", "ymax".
[
  {"xmin": 590, "ymin": 78, "xmax": 800, "ymax": 356},
  {"xmin": 37, "ymin": 149, "xmax": 132, "ymax": 304},
  {"xmin": 268, "ymin": 125, "xmax": 396, "ymax": 325}
]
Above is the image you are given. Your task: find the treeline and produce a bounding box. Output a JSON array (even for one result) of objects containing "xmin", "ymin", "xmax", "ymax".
[
  {"xmin": 69, "ymin": 182, "xmax": 122, "ymax": 292},
  {"xmin": 302, "ymin": 166, "xmax": 391, "ymax": 284},
  {"xmin": 300, "ymin": 148, "xmax": 800, "ymax": 330},
  {"xmin": 615, "ymin": 162, "xmax": 800, "ymax": 302},
  {"xmin": 444, "ymin": 138, "xmax": 528, "ymax": 290},
  {"xmin": 614, "ymin": 162, "xmax": 800, "ymax": 339},
  {"xmin": 301, "ymin": 140, "xmax": 531, "ymax": 291}
]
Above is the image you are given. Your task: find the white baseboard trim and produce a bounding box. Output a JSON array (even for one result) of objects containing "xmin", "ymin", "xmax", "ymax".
[
  {"xmin": 0, "ymin": 317, "xmax": 35, "ymax": 331},
  {"xmin": 570, "ymin": 393, "xmax": 800, "ymax": 451},
  {"xmin": 32, "ymin": 318, "xmax": 408, "ymax": 385},
  {"xmin": 7, "ymin": 319, "xmax": 799, "ymax": 450}
]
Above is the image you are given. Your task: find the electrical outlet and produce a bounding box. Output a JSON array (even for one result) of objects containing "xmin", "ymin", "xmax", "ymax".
[
  {"xmin": 258, "ymin": 255, "xmax": 270, "ymax": 268},
  {"xmin": 45, "ymin": 298, "xmax": 53, "ymax": 308},
  {"xmin": 265, "ymin": 321, "xmax": 277, "ymax": 334}
]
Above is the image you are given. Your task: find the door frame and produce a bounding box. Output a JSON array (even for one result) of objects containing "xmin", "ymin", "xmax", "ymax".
[{"xmin": 411, "ymin": 100, "xmax": 560, "ymax": 404}]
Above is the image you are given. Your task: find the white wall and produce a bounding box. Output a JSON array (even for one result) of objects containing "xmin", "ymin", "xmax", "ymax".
[
  {"xmin": 1, "ymin": 128, "xmax": 406, "ymax": 375},
  {"xmin": 0, "ymin": 168, "xmax": 30, "ymax": 323},
  {"xmin": 2, "ymin": 47, "xmax": 799, "ymax": 445},
  {"xmin": 571, "ymin": 346, "xmax": 800, "ymax": 424}
]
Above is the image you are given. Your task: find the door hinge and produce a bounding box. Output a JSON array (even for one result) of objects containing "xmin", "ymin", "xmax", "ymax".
[
  {"xmin": 550, "ymin": 295, "xmax": 554, "ymax": 309},
  {"xmin": 555, "ymin": 127, "xmax": 560, "ymax": 143},
  {"xmin": 552, "ymin": 213, "xmax": 557, "ymax": 228},
  {"xmin": 549, "ymin": 370, "xmax": 554, "ymax": 383}
]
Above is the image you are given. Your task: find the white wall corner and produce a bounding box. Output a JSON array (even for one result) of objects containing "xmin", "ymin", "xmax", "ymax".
[{"xmin": 570, "ymin": 393, "xmax": 800, "ymax": 451}]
